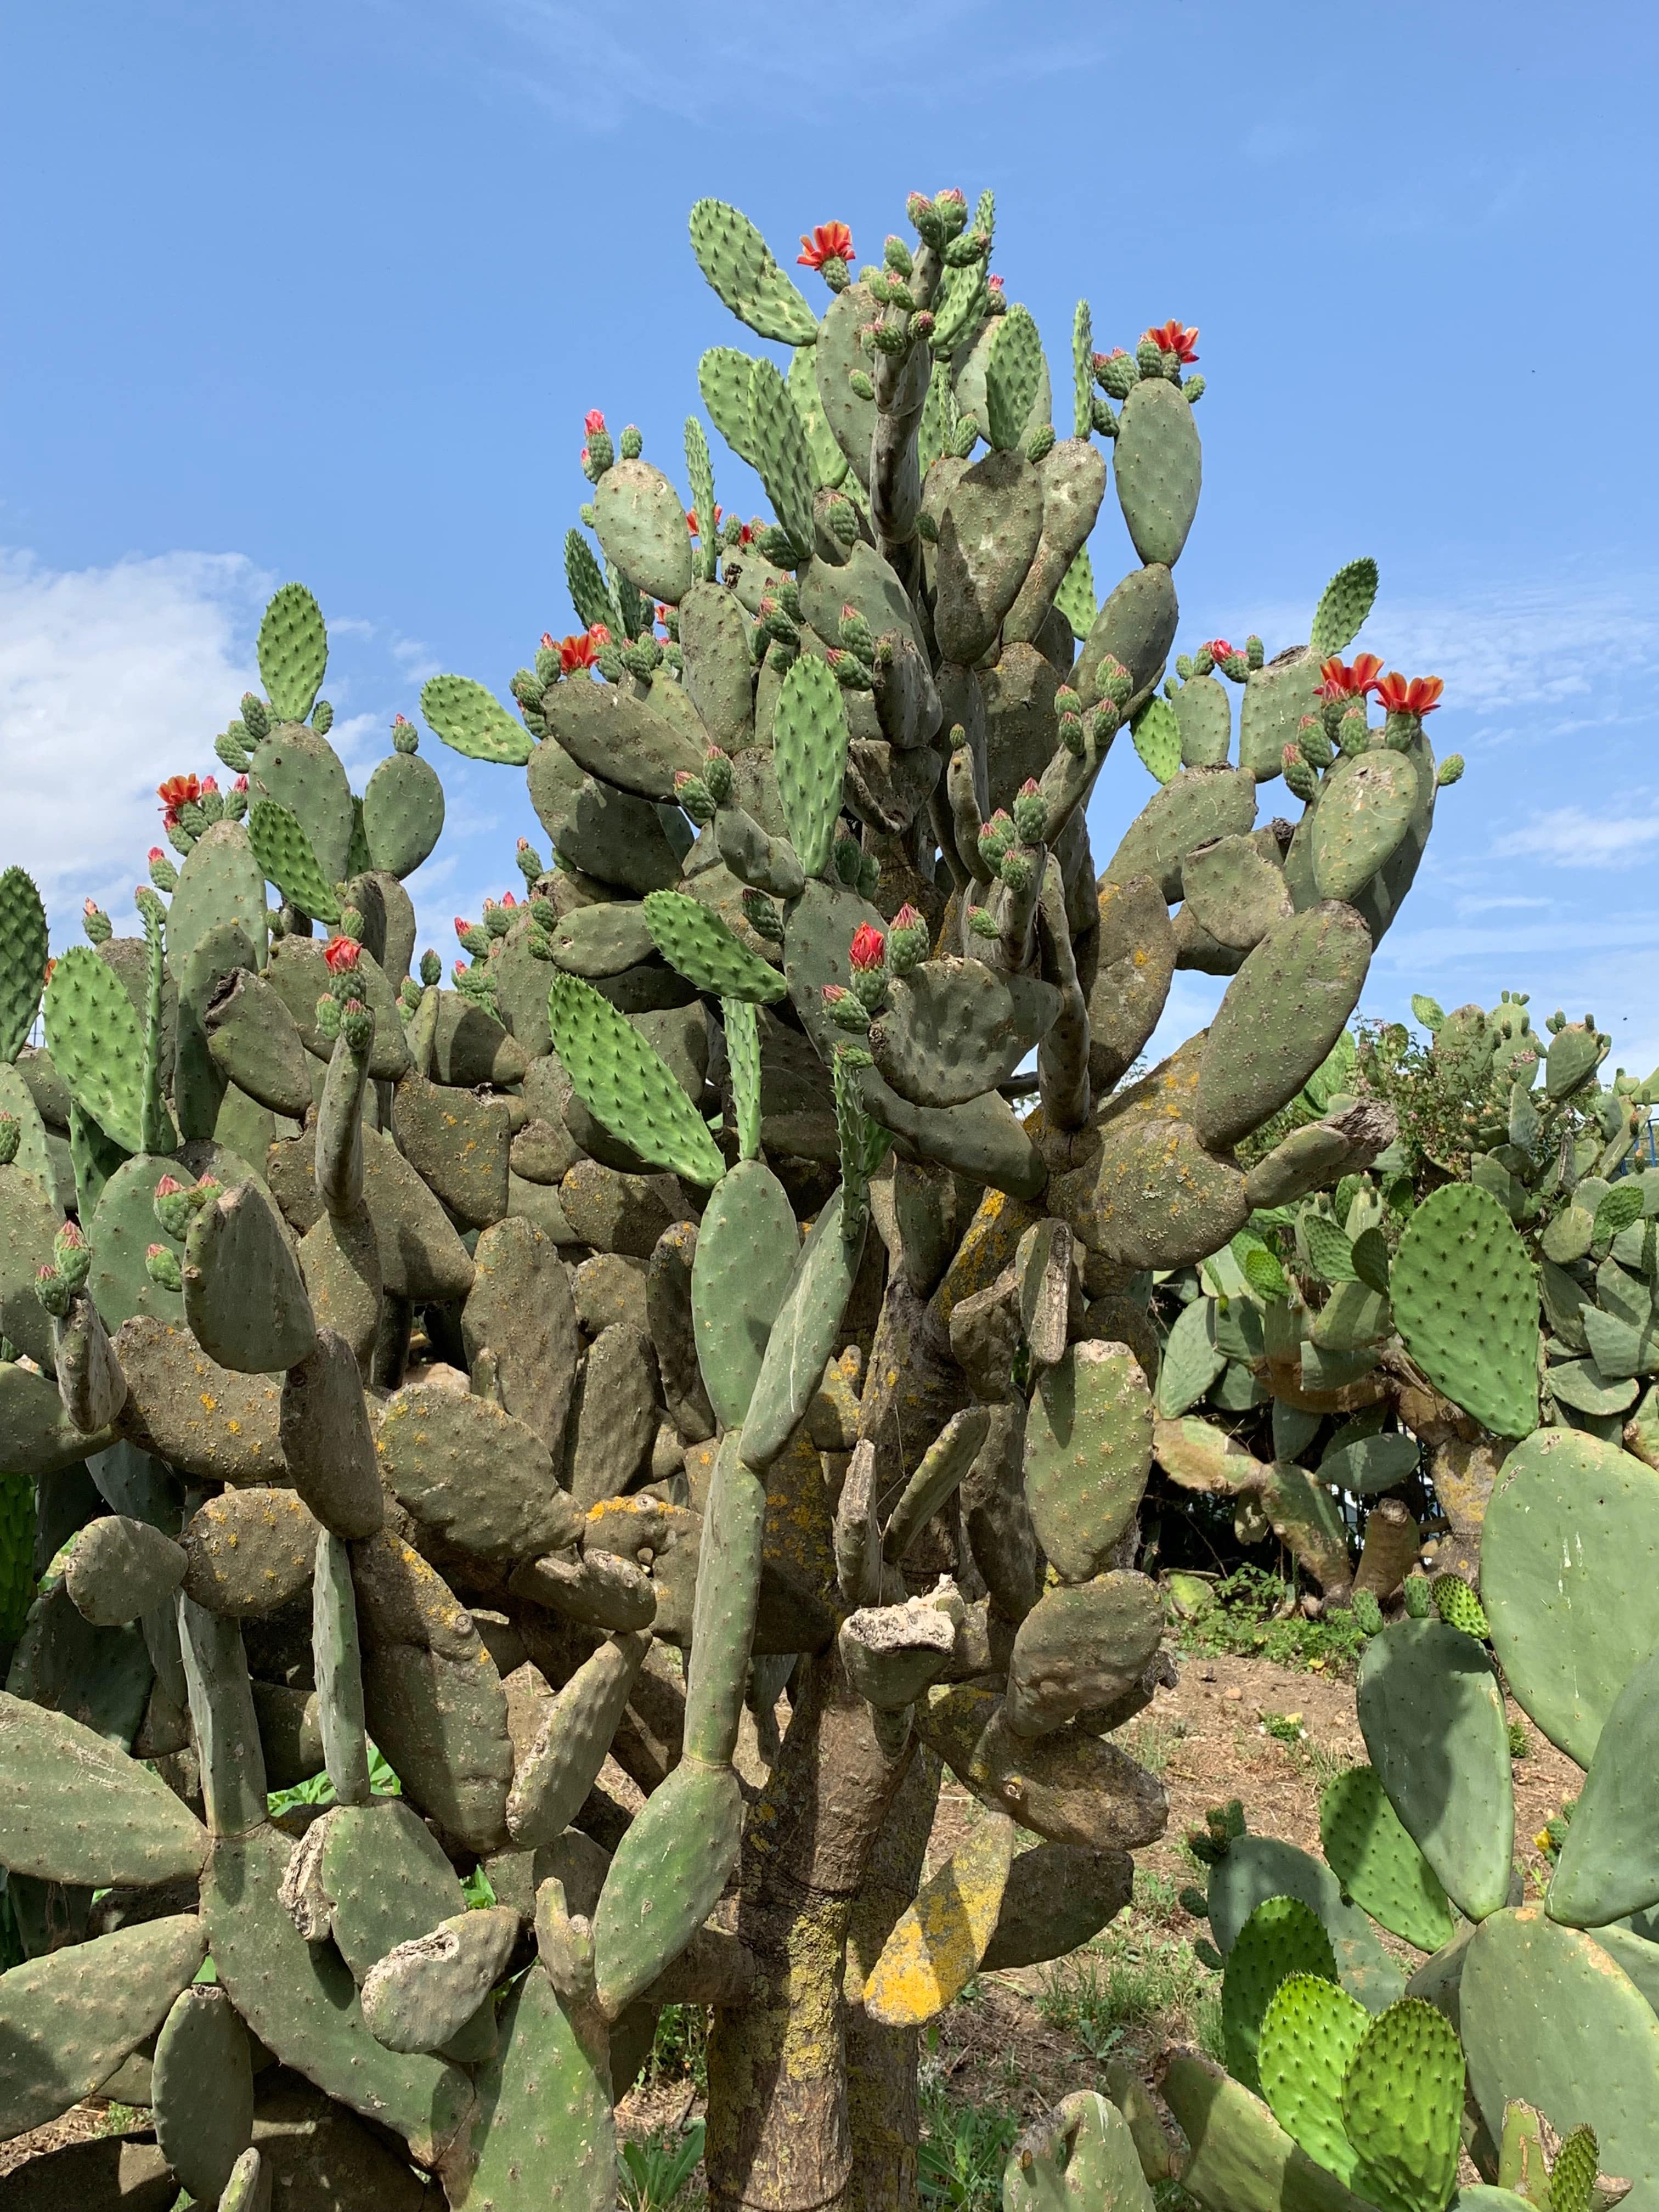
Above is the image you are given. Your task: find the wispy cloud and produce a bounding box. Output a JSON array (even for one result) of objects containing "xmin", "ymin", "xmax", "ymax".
[{"xmin": 1493, "ymin": 803, "xmax": 1659, "ymax": 865}]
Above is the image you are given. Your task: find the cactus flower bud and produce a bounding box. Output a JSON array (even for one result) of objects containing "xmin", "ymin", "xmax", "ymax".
[
  {"xmin": 1095, "ymin": 657, "xmax": 1133, "ymax": 710},
  {"xmin": 144, "ymin": 1244, "xmax": 183, "ymax": 1294},
  {"xmin": 838, "ymin": 605, "xmax": 877, "ymax": 663},
  {"xmin": 883, "ymin": 234, "xmax": 914, "ymax": 276},
  {"xmin": 674, "ymin": 771, "xmax": 716, "ymax": 825},
  {"xmin": 341, "ymin": 998, "xmax": 376, "ymax": 1053},
  {"xmin": 887, "ymin": 902, "xmax": 929, "ymax": 975},
  {"xmin": 0, "ymin": 1114, "xmax": 18, "ymax": 1167},
  {"xmin": 741, "ymin": 889, "xmax": 785, "ymax": 942},
  {"xmin": 419, "ymin": 949, "xmax": 442, "ymax": 988},
  {"xmin": 1435, "ymin": 753, "xmax": 1465, "ymax": 787},
  {"xmin": 967, "ymin": 906, "xmax": 1001, "ymax": 941},
  {"xmin": 82, "ymin": 898, "xmax": 112, "ymax": 945},
  {"xmin": 34, "ymin": 1260, "xmax": 71, "ymax": 1319},
  {"xmin": 241, "ymin": 692, "xmax": 270, "ymax": 741},
  {"xmin": 824, "ymin": 648, "xmax": 874, "ymax": 692},
  {"xmin": 1012, "ymin": 779, "xmax": 1048, "ymax": 844},
  {"xmin": 145, "ymin": 847, "xmax": 178, "ymax": 896},
  {"xmin": 1245, "ymin": 635, "xmax": 1264, "ymax": 672},
  {"xmin": 823, "ymin": 494, "xmax": 860, "ymax": 548},
  {"xmin": 697, "ymin": 748, "xmax": 733, "ymax": 806},
  {"xmin": 316, "ymin": 994, "xmax": 342, "ymax": 1042},
  {"xmin": 619, "ymin": 424, "xmax": 643, "ymax": 461},
  {"xmin": 515, "ymin": 837, "xmax": 545, "ymax": 887},
  {"xmin": 1337, "ymin": 707, "xmax": 1370, "ymax": 757},
  {"xmin": 849, "ymin": 923, "xmax": 886, "ymax": 973},
  {"xmin": 53, "ymin": 1220, "xmax": 91, "ymax": 1294},
  {"xmin": 821, "ymin": 984, "xmax": 870, "ymax": 1032},
  {"xmin": 1282, "ymin": 745, "xmax": 1318, "ymax": 803}
]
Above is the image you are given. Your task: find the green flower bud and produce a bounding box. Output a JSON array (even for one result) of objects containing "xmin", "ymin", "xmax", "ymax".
[
  {"xmin": 312, "ymin": 700, "xmax": 334, "ymax": 735},
  {"xmin": 82, "ymin": 899, "xmax": 112, "ymax": 945},
  {"xmin": 340, "ymin": 998, "xmax": 375, "ymax": 1054},
  {"xmin": 1135, "ymin": 337, "xmax": 1165, "ymax": 379},
  {"xmin": 144, "ymin": 1244, "xmax": 183, "ymax": 1295},
  {"xmin": 838, "ymin": 605, "xmax": 877, "ymax": 663},
  {"xmin": 316, "ymin": 994, "xmax": 342, "ymax": 1044},
  {"xmin": 702, "ymin": 748, "xmax": 734, "ymax": 805},
  {"xmin": 1090, "ymin": 394, "xmax": 1119, "ymax": 438},
  {"xmin": 967, "ymin": 906, "xmax": 1000, "ymax": 942},
  {"xmin": 825, "ymin": 648, "xmax": 874, "ymax": 691},
  {"xmin": 1402, "ymin": 1573, "xmax": 1431, "ymax": 1620},
  {"xmin": 214, "ymin": 728, "xmax": 251, "ymax": 775},
  {"xmin": 848, "ymin": 368, "xmax": 874, "ymax": 402},
  {"xmin": 619, "ymin": 424, "xmax": 643, "ymax": 460},
  {"xmin": 1025, "ymin": 424, "xmax": 1057, "ymax": 465},
  {"xmin": 1245, "ymin": 635, "xmax": 1264, "ymax": 672},
  {"xmin": 741, "ymin": 890, "xmax": 785, "ymax": 943},
  {"xmin": 951, "ymin": 418, "xmax": 979, "ymax": 460},
  {"xmin": 1337, "ymin": 707, "xmax": 1370, "ymax": 757},
  {"xmin": 1096, "ymin": 656, "xmax": 1133, "ymax": 710},
  {"xmin": 1012, "ymin": 780, "xmax": 1047, "ymax": 844},
  {"xmin": 1183, "ymin": 375, "xmax": 1206, "ymax": 404},
  {"xmin": 241, "ymin": 693, "xmax": 270, "ymax": 741},
  {"xmin": 1436, "ymin": 753, "xmax": 1465, "ymax": 787},
  {"xmin": 674, "ymin": 772, "xmax": 716, "ymax": 826},
  {"xmin": 0, "ymin": 1115, "xmax": 18, "ymax": 1167},
  {"xmin": 419, "ymin": 948, "xmax": 442, "ymax": 988},
  {"xmin": 833, "ymin": 835, "xmax": 865, "ymax": 888},
  {"xmin": 1282, "ymin": 745, "xmax": 1318, "ymax": 804}
]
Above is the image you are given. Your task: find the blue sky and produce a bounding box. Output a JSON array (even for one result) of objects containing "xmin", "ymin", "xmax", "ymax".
[{"xmin": 4, "ymin": 1, "xmax": 1656, "ymax": 1071}]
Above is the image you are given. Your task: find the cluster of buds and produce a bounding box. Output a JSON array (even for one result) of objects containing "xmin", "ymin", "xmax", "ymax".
[
  {"xmin": 82, "ymin": 897, "xmax": 112, "ymax": 945},
  {"xmin": 524, "ymin": 892, "xmax": 562, "ymax": 966},
  {"xmin": 822, "ymin": 919, "xmax": 893, "ymax": 1032},
  {"xmin": 978, "ymin": 808, "xmax": 1036, "ymax": 896},
  {"xmin": 153, "ymin": 1170, "xmax": 221, "ymax": 1242},
  {"xmin": 515, "ymin": 836, "xmax": 546, "ymax": 890},
  {"xmin": 0, "ymin": 1113, "xmax": 19, "ymax": 1167},
  {"xmin": 906, "ymin": 188, "xmax": 970, "ymax": 255},
  {"xmin": 1055, "ymin": 676, "xmax": 1122, "ymax": 761},
  {"xmin": 33, "ymin": 1220, "xmax": 91, "ymax": 1320},
  {"xmin": 741, "ymin": 889, "xmax": 785, "ymax": 944},
  {"xmin": 673, "ymin": 744, "xmax": 733, "ymax": 827},
  {"xmin": 312, "ymin": 920, "xmax": 375, "ymax": 1049},
  {"xmin": 831, "ymin": 836, "xmax": 882, "ymax": 903},
  {"xmin": 1195, "ymin": 637, "xmax": 1259, "ymax": 684},
  {"xmin": 579, "ymin": 409, "xmax": 613, "ymax": 483}
]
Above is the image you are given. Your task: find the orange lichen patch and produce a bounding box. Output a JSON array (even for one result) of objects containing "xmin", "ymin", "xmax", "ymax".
[
  {"xmin": 861, "ymin": 1810, "xmax": 1014, "ymax": 2027},
  {"xmin": 932, "ymin": 1186, "xmax": 1043, "ymax": 1327}
]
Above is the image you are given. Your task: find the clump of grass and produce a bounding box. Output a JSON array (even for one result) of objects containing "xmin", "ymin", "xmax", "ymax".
[
  {"xmin": 1039, "ymin": 1923, "xmax": 1220, "ymax": 2062},
  {"xmin": 917, "ymin": 2078, "xmax": 1021, "ymax": 2208},
  {"xmin": 621, "ymin": 2119, "xmax": 705, "ymax": 2210},
  {"xmin": 1172, "ymin": 1567, "xmax": 1368, "ymax": 1674},
  {"xmin": 1121, "ymin": 1716, "xmax": 1190, "ymax": 1778},
  {"xmin": 648, "ymin": 2002, "xmax": 709, "ymax": 2094}
]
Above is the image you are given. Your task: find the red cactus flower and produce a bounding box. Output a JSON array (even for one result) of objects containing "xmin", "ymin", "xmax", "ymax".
[
  {"xmin": 324, "ymin": 936, "xmax": 361, "ymax": 974},
  {"xmin": 83, "ymin": 897, "xmax": 98, "ymax": 916},
  {"xmin": 148, "ymin": 846, "xmax": 165, "ymax": 864},
  {"xmin": 453, "ymin": 960, "xmax": 469, "ymax": 981},
  {"xmin": 1144, "ymin": 320, "xmax": 1199, "ymax": 363},
  {"xmin": 891, "ymin": 903, "xmax": 924, "ymax": 934},
  {"xmin": 798, "ymin": 221, "xmax": 854, "ymax": 270},
  {"xmin": 559, "ymin": 632, "xmax": 597, "ymax": 674},
  {"xmin": 454, "ymin": 917, "xmax": 473, "ymax": 939},
  {"xmin": 1207, "ymin": 639, "xmax": 1235, "ymax": 661},
  {"xmin": 686, "ymin": 504, "xmax": 724, "ymax": 538},
  {"xmin": 156, "ymin": 772, "xmax": 202, "ymax": 826},
  {"xmin": 201, "ymin": 775, "xmax": 218, "ymax": 795},
  {"xmin": 849, "ymin": 923, "xmax": 886, "ymax": 972},
  {"xmin": 42, "ymin": 958, "xmax": 54, "ymax": 985},
  {"xmin": 987, "ymin": 274, "xmax": 1005, "ymax": 292},
  {"xmin": 584, "ymin": 409, "xmax": 607, "ymax": 436},
  {"xmin": 501, "ymin": 890, "xmax": 516, "ymax": 907},
  {"xmin": 154, "ymin": 1174, "xmax": 183, "ymax": 1197},
  {"xmin": 589, "ymin": 623, "xmax": 611, "ymax": 646},
  {"xmin": 1317, "ymin": 653, "xmax": 1385, "ymax": 702},
  {"xmin": 821, "ymin": 983, "xmax": 849, "ymax": 1005},
  {"xmin": 1375, "ymin": 672, "xmax": 1444, "ymax": 717},
  {"xmin": 232, "ymin": 775, "xmax": 249, "ymax": 793},
  {"xmin": 540, "ymin": 632, "xmax": 556, "ymax": 652}
]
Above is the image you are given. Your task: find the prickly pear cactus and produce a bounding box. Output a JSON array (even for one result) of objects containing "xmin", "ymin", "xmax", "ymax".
[{"xmin": 0, "ymin": 183, "xmax": 1465, "ymax": 2210}]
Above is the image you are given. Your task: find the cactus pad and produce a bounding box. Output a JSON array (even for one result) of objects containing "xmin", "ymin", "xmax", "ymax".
[
  {"xmin": 1003, "ymin": 2091, "xmax": 1154, "ymax": 2212},
  {"xmin": 256, "ymin": 583, "xmax": 328, "ymax": 724},
  {"xmin": 689, "ymin": 198, "xmax": 819, "ymax": 346},
  {"xmin": 43, "ymin": 945, "xmax": 151, "ymax": 1155},
  {"xmin": 548, "ymin": 973, "xmax": 725, "ymax": 1188},
  {"xmin": 771, "ymin": 652, "xmax": 849, "ymax": 878},
  {"xmin": 1547, "ymin": 1641, "xmax": 1659, "ymax": 1927},
  {"xmin": 0, "ymin": 866, "xmax": 48, "ymax": 1064},
  {"xmin": 643, "ymin": 890, "xmax": 787, "ymax": 1003},
  {"xmin": 1023, "ymin": 1340, "xmax": 1154, "ymax": 1583},
  {"xmin": 1340, "ymin": 1997, "xmax": 1463, "ymax": 2212},
  {"xmin": 1222, "ymin": 1896, "xmax": 1340, "ymax": 2097},
  {"xmin": 690, "ymin": 1157, "xmax": 799, "ymax": 1425},
  {"xmin": 862, "ymin": 1810, "xmax": 1013, "ymax": 2027},
  {"xmin": 1319, "ymin": 1765, "xmax": 1457, "ymax": 1953},
  {"xmin": 870, "ymin": 957, "xmax": 1060, "ymax": 1110},
  {"xmin": 421, "ymin": 674, "xmax": 535, "ymax": 766},
  {"xmin": 1114, "ymin": 375, "xmax": 1202, "ymax": 567},
  {"xmin": 1258, "ymin": 1970, "xmax": 1369, "ymax": 2186},
  {"xmin": 1389, "ymin": 1184, "xmax": 1539, "ymax": 1440},
  {"xmin": 246, "ymin": 799, "xmax": 340, "ymax": 924}
]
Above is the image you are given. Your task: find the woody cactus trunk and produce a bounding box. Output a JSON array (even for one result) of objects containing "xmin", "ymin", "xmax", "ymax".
[{"xmin": 0, "ymin": 185, "xmax": 1454, "ymax": 2210}]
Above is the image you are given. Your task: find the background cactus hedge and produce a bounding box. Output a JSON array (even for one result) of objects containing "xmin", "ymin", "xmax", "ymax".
[{"xmin": 0, "ymin": 181, "xmax": 1646, "ymax": 2212}]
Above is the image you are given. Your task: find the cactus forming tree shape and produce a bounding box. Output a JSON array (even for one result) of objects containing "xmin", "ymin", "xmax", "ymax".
[{"xmin": 0, "ymin": 188, "xmax": 1463, "ymax": 2209}]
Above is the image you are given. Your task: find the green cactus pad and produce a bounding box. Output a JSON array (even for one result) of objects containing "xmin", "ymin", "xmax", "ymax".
[
  {"xmin": 1238, "ymin": 647, "xmax": 1322, "ymax": 783},
  {"xmin": 689, "ymin": 198, "xmax": 819, "ymax": 347},
  {"xmin": 319, "ymin": 1798, "xmax": 467, "ymax": 1980},
  {"xmin": 0, "ymin": 866, "xmax": 49, "ymax": 1064},
  {"xmin": 741, "ymin": 1186, "xmax": 865, "ymax": 1471},
  {"xmin": 1114, "ymin": 375, "xmax": 1202, "ymax": 567},
  {"xmin": 1340, "ymin": 1997, "xmax": 1463, "ymax": 2212},
  {"xmin": 1223, "ymin": 1895, "xmax": 1340, "ymax": 2096},
  {"xmin": 0, "ymin": 1910, "xmax": 207, "ymax": 2138},
  {"xmin": 363, "ymin": 750, "xmax": 445, "ymax": 879},
  {"xmin": 1548, "ymin": 1643, "xmax": 1659, "ymax": 1925},
  {"xmin": 1022, "ymin": 1341, "xmax": 1154, "ymax": 1583},
  {"xmin": 1004, "ymin": 2090, "xmax": 1154, "ymax": 2212},
  {"xmin": 464, "ymin": 1957, "xmax": 615, "ymax": 2210},
  {"xmin": 1099, "ymin": 766, "xmax": 1257, "ymax": 904},
  {"xmin": 63, "ymin": 1513, "xmax": 186, "ymax": 1627},
  {"xmin": 1206, "ymin": 1833, "xmax": 1406, "ymax": 2012},
  {"xmin": 771, "ymin": 652, "xmax": 849, "ymax": 879},
  {"xmin": 1005, "ymin": 1571, "xmax": 1164, "ymax": 1738},
  {"xmin": 183, "ymin": 1177, "xmax": 315, "ymax": 1374},
  {"xmin": 360, "ymin": 1904, "xmax": 518, "ymax": 2057},
  {"xmin": 591, "ymin": 1754, "xmax": 743, "ymax": 2019},
  {"xmin": 248, "ymin": 723, "xmax": 354, "ymax": 885},
  {"xmin": 1163, "ymin": 2050, "xmax": 1378, "ymax": 2212},
  {"xmin": 1356, "ymin": 1618, "xmax": 1513, "ymax": 1921},
  {"xmin": 166, "ymin": 821, "xmax": 270, "ymax": 978},
  {"xmin": 1193, "ymin": 903, "xmax": 1373, "ymax": 1152},
  {"xmin": 0, "ymin": 1688, "xmax": 208, "ymax": 1884},
  {"xmin": 935, "ymin": 449, "xmax": 1045, "ymax": 665},
  {"xmin": 1174, "ymin": 670, "xmax": 1232, "ymax": 767},
  {"xmin": 984, "ymin": 304, "xmax": 1046, "ymax": 452},
  {"xmin": 642, "ymin": 890, "xmax": 787, "ymax": 1003},
  {"xmin": 749, "ymin": 356, "xmax": 817, "ymax": 552},
  {"xmin": 1258, "ymin": 1971, "xmax": 1369, "ymax": 2187},
  {"xmin": 1481, "ymin": 1427, "xmax": 1659, "ymax": 1766},
  {"xmin": 202, "ymin": 1825, "xmax": 471, "ymax": 2164},
  {"xmin": 789, "ymin": 337, "xmax": 849, "ymax": 490},
  {"xmin": 698, "ymin": 343, "xmax": 761, "ymax": 469},
  {"xmin": 375, "ymin": 1382, "xmax": 579, "ymax": 1562},
  {"xmin": 1312, "ymin": 752, "xmax": 1420, "ymax": 905},
  {"xmin": 152, "ymin": 1984, "xmax": 255, "ymax": 2208},
  {"xmin": 1319, "ymin": 1765, "xmax": 1457, "ymax": 1953},
  {"xmin": 421, "ymin": 673, "xmax": 535, "ymax": 766},
  {"xmin": 507, "ymin": 1630, "xmax": 650, "ymax": 1849},
  {"xmin": 1461, "ymin": 1909, "xmax": 1659, "ymax": 2210},
  {"xmin": 1309, "ymin": 560, "xmax": 1379, "ymax": 661},
  {"xmin": 689, "ymin": 1156, "xmax": 799, "ymax": 1426},
  {"xmin": 594, "ymin": 456, "xmax": 696, "ymax": 605},
  {"xmin": 548, "ymin": 973, "xmax": 725, "ymax": 1188},
  {"xmin": 1076, "ymin": 561, "xmax": 1180, "ymax": 710},
  {"xmin": 246, "ymin": 799, "xmax": 341, "ymax": 925},
  {"xmin": 42, "ymin": 945, "xmax": 151, "ymax": 1155},
  {"xmin": 870, "ymin": 957, "xmax": 1060, "ymax": 1111},
  {"xmin": 1389, "ymin": 1185, "xmax": 1539, "ymax": 1440},
  {"xmin": 257, "ymin": 583, "xmax": 328, "ymax": 724},
  {"xmin": 541, "ymin": 674, "xmax": 704, "ymax": 802}
]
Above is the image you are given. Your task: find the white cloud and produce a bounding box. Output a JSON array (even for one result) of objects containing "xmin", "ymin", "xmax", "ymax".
[
  {"xmin": 0, "ymin": 549, "xmax": 268, "ymax": 940},
  {"xmin": 1492, "ymin": 803, "xmax": 1659, "ymax": 866}
]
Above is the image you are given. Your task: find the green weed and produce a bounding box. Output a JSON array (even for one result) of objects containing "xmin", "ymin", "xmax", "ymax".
[
  {"xmin": 1039, "ymin": 1923, "xmax": 1219, "ymax": 2061},
  {"xmin": 917, "ymin": 2078, "xmax": 1021, "ymax": 2209},
  {"xmin": 620, "ymin": 2119, "xmax": 705, "ymax": 2210}
]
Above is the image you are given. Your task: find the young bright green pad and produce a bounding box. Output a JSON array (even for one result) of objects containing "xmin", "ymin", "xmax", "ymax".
[
  {"xmin": 1003, "ymin": 2090, "xmax": 1153, "ymax": 2212},
  {"xmin": 548, "ymin": 972, "xmax": 725, "ymax": 1187},
  {"xmin": 153, "ymin": 1984, "xmax": 255, "ymax": 2208},
  {"xmin": 1319, "ymin": 1765, "xmax": 1457, "ymax": 1953},
  {"xmin": 1341, "ymin": 1998, "xmax": 1463, "ymax": 2212},
  {"xmin": 461, "ymin": 1960, "xmax": 616, "ymax": 2211},
  {"xmin": 0, "ymin": 1688, "xmax": 209, "ymax": 1886},
  {"xmin": 1023, "ymin": 1340, "xmax": 1154, "ymax": 1583},
  {"xmin": 421, "ymin": 673, "xmax": 535, "ymax": 766},
  {"xmin": 257, "ymin": 582, "xmax": 328, "ymax": 724},
  {"xmin": 247, "ymin": 799, "xmax": 341, "ymax": 924},
  {"xmin": 0, "ymin": 1911, "xmax": 208, "ymax": 2138},
  {"xmin": 1389, "ymin": 1184, "xmax": 1539, "ymax": 1439},
  {"xmin": 202, "ymin": 1825, "xmax": 471, "ymax": 2165},
  {"xmin": 43, "ymin": 945, "xmax": 149, "ymax": 1153},
  {"xmin": 1310, "ymin": 560, "xmax": 1379, "ymax": 662},
  {"xmin": 1481, "ymin": 1426, "xmax": 1659, "ymax": 1767},
  {"xmin": 691, "ymin": 1156, "xmax": 799, "ymax": 1426},
  {"xmin": 0, "ymin": 865, "xmax": 49, "ymax": 1063},
  {"xmin": 770, "ymin": 652, "xmax": 848, "ymax": 879},
  {"xmin": 689, "ymin": 197, "xmax": 819, "ymax": 347},
  {"xmin": 1223, "ymin": 1896, "xmax": 1340, "ymax": 2097},
  {"xmin": 642, "ymin": 890, "xmax": 788, "ymax": 1003},
  {"xmin": 1461, "ymin": 1909, "xmax": 1659, "ymax": 2212},
  {"xmin": 591, "ymin": 1755, "xmax": 743, "ymax": 2019},
  {"xmin": 1114, "ymin": 375, "xmax": 1202, "ymax": 567},
  {"xmin": 1356, "ymin": 1619, "xmax": 1512, "ymax": 1922},
  {"xmin": 1259, "ymin": 1971, "xmax": 1369, "ymax": 2186},
  {"xmin": 1548, "ymin": 1643, "xmax": 1659, "ymax": 1926},
  {"xmin": 984, "ymin": 304, "xmax": 1045, "ymax": 451}
]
